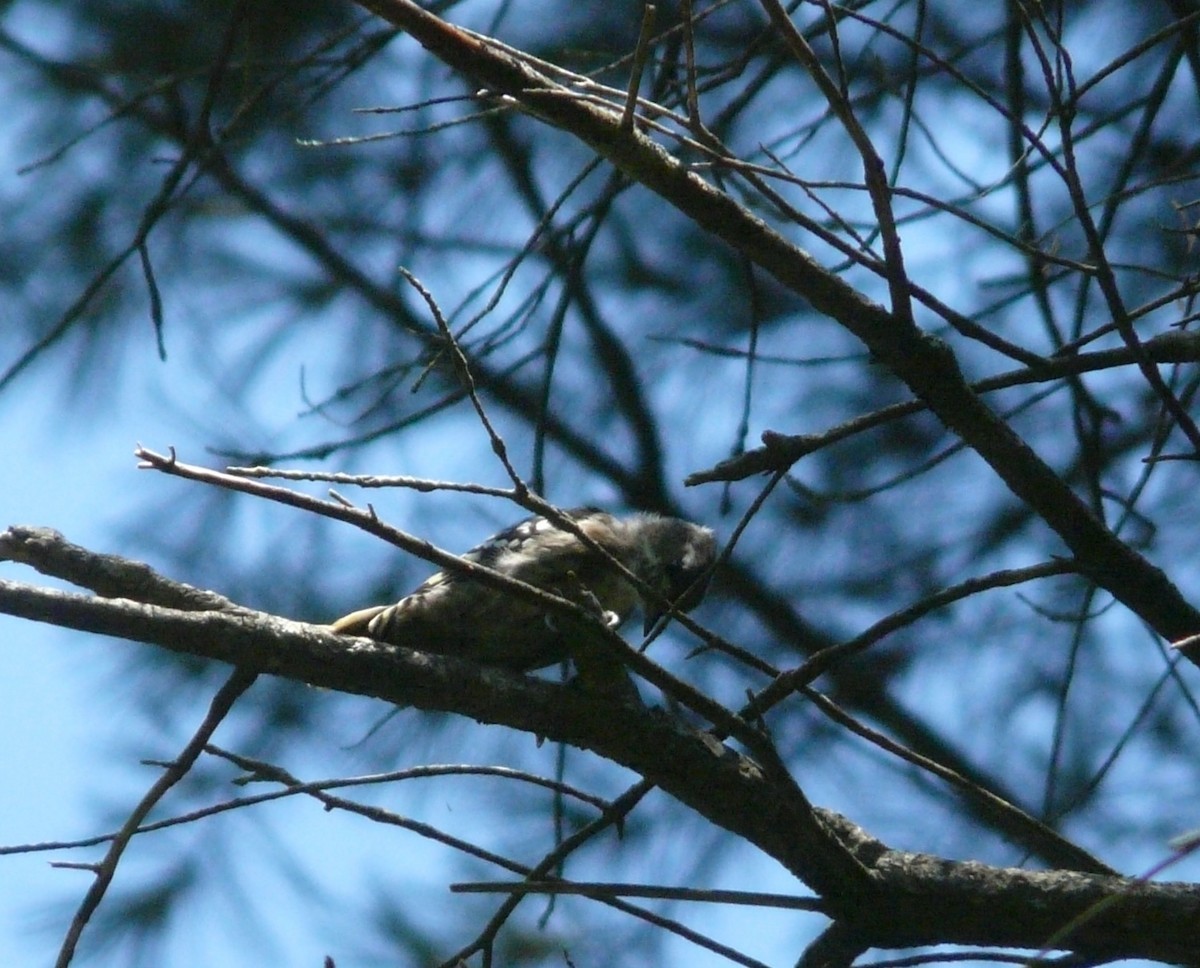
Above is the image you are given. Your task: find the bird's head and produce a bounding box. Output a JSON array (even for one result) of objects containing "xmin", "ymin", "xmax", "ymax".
[{"xmin": 633, "ymin": 516, "xmax": 717, "ymax": 634}]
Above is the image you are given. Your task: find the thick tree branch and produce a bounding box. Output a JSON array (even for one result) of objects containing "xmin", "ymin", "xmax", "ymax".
[
  {"xmin": 2, "ymin": 533, "xmax": 1200, "ymax": 962},
  {"xmin": 0, "ymin": 567, "xmax": 863, "ymax": 900},
  {"xmin": 350, "ymin": 0, "xmax": 1200, "ymax": 646}
]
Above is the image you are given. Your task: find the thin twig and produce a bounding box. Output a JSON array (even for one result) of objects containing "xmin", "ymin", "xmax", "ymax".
[
  {"xmin": 622, "ymin": 5, "xmax": 657, "ymax": 130},
  {"xmin": 758, "ymin": 560, "xmax": 1079, "ymax": 701},
  {"xmin": 452, "ymin": 879, "xmax": 825, "ymax": 911},
  {"xmin": 225, "ymin": 465, "xmax": 517, "ymax": 497},
  {"xmin": 758, "ymin": 0, "xmax": 913, "ymax": 325},
  {"xmin": 687, "ymin": 329, "xmax": 1200, "ymax": 485},
  {"xmin": 397, "ymin": 267, "xmax": 528, "ymax": 492},
  {"xmin": 55, "ymin": 668, "xmax": 257, "ymax": 968},
  {"xmin": 798, "ymin": 686, "xmax": 1115, "ymax": 876},
  {"xmin": 0, "ymin": 756, "xmax": 615, "ymax": 859}
]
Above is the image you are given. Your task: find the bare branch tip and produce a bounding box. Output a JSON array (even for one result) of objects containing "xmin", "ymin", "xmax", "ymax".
[
  {"xmin": 50, "ymin": 862, "xmax": 101, "ymax": 873},
  {"xmin": 1170, "ymin": 632, "xmax": 1200, "ymax": 651}
]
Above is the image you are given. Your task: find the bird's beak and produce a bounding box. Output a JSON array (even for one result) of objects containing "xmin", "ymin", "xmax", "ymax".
[{"xmin": 643, "ymin": 607, "xmax": 663, "ymax": 636}]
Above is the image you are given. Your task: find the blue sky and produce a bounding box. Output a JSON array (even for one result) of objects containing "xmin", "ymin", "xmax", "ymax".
[
  {"xmin": 0, "ymin": 346, "xmax": 808, "ymax": 967},
  {"xmin": 5, "ymin": 3, "xmax": 1200, "ymax": 965}
]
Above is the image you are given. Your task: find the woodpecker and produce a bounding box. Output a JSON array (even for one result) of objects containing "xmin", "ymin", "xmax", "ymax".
[{"xmin": 331, "ymin": 508, "xmax": 716, "ymax": 672}]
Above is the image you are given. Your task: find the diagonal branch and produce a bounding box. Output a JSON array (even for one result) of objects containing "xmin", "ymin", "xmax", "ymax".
[
  {"xmin": 54, "ymin": 668, "xmax": 257, "ymax": 968},
  {"xmin": 686, "ymin": 328, "xmax": 1200, "ymax": 485},
  {"xmin": 2, "ymin": 540, "xmax": 1200, "ymax": 962},
  {"xmin": 0, "ymin": 567, "xmax": 865, "ymax": 900},
  {"xmin": 349, "ymin": 0, "xmax": 1200, "ymax": 646}
]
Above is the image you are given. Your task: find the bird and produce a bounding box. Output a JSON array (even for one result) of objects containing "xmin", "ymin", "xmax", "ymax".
[{"xmin": 330, "ymin": 507, "xmax": 716, "ymax": 673}]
